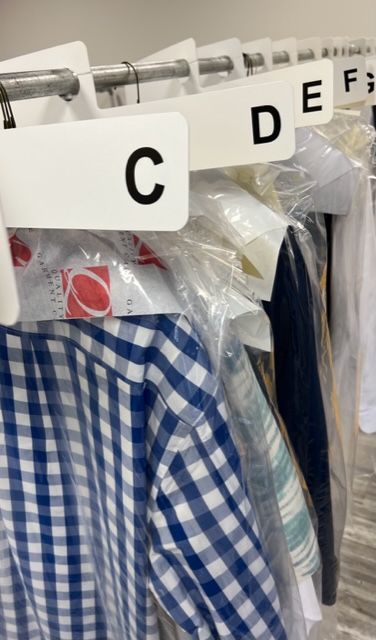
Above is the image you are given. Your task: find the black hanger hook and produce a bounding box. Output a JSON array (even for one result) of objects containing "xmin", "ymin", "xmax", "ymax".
[
  {"xmin": 121, "ymin": 61, "xmax": 140, "ymax": 104},
  {"xmin": 242, "ymin": 53, "xmax": 254, "ymax": 78},
  {"xmin": 0, "ymin": 82, "xmax": 16, "ymax": 129}
]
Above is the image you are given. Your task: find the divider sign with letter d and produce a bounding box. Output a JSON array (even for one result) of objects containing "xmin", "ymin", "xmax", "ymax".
[{"xmin": 247, "ymin": 81, "xmax": 295, "ymax": 163}]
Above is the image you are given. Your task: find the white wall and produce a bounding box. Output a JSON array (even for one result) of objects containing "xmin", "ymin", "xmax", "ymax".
[{"xmin": 1, "ymin": 0, "xmax": 375, "ymax": 64}]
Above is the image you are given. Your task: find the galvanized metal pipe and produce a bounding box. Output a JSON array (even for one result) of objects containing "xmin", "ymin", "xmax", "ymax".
[
  {"xmin": 0, "ymin": 68, "xmax": 80, "ymax": 101},
  {"xmin": 93, "ymin": 58, "xmax": 190, "ymax": 91},
  {"xmin": 0, "ymin": 43, "xmax": 366, "ymax": 103},
  {"xmin": 198, "ymin": 56, "xmax": 234, "ymax": 75}
]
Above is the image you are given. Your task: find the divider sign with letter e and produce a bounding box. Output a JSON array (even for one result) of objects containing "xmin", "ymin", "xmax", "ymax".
[
  {"xmin": 203, "ymin": 60, "xmax": 334, "ymax": 128},
  {"xmin": 0, "ymin": 113, "xmax": 189, "ymax": 231}
]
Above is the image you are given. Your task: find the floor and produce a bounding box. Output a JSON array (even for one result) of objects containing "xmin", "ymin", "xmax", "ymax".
[{"xmin": 336, "ymin": 431, "xmax": 376, "ymax": 640}]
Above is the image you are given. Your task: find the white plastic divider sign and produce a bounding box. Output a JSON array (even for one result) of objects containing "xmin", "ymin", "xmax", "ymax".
[
  {"xmin": 253, "ymin": 60, "xmax": 334, "ymax": 126},
  {"xmin": 0, "ymin": 203, "xmax": 20, "ymax": 326},
  {"xmin": 204, "ymin": 59, "xmax": 334, "ymax": 127},
  {"xmin": 366, "ymin": 56, "xmax": 376, "ymax": 106},
  {"xmin": 333, "ymin": 55, "xmax": 368, "ymax": 106},
  {"xmin": 197, "ymin": 38, "xmax": 246, "ymax": 88},
  {"xmin": 102, "ymin": 81, "xmax": 296, "ymax": 168},
  {"xmin": 272, "ymin": 38, "xmax": 298, "ymax": 66},
  {"xmin": 1, "ymin": 43, "xmax": 296, "ymax": 169},
  {"xmin": 334, "ymin": 36, "xmax": 350, "ymax": 58},
  {"xmin": 351, "ymin": 37, "xmax": 367, "ymax": 56},
  {"xmin": 0, "ymin": 113, "xmax": 189, "ymax": 231},
  {"xmin": 322, "ymin": 37, "xmax": 335, "ymax": 60},
  {"xmin": 297, "ymin": 37, "xmax": 323, "ymax": 61}
]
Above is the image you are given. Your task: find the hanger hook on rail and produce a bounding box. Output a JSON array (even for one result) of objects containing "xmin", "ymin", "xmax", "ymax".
[
  {"xmin": 242, "ymin": 53, "xmax": 255, "ymax": 78},
  {"xmin": 121, "ymin": 60, "xmax": 141, "ymax": 104},
  {"xmin": 0, "ymin": 82, "xmax": 17, "ymax": 129}
]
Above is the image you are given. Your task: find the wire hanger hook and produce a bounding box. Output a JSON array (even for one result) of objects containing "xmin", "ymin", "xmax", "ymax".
[
  {"xmin": 0, "ymin": 82, "xmax": 16, "ymax": 129},
  {"xmin": 121, "ymin": 61, "xmax": 141, "ymax": 104}
]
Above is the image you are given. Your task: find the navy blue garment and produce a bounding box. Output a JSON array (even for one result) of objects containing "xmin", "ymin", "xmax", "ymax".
[
  {"xmin": 263, "ymin": 229, "xmax": 338, "ymax": 606},
  {"xmin": 324, "ymin": 214, "xmax": 333, "ymax": 323}
]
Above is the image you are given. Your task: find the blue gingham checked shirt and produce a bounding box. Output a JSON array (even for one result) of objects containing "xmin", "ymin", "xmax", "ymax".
[{"xmin": 0, "ymin": 314, "xmax": 286, "ymax": 640}]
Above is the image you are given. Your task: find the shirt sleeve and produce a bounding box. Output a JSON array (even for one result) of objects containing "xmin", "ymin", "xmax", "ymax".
[{"xmin": 148, "ymin": 401, "xmax": 287, "ymax": 640}]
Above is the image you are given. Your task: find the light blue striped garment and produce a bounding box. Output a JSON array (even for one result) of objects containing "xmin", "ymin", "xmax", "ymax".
[{"xmin": 221, "ymin": 334, "xmax": 320, "ymax": 581}]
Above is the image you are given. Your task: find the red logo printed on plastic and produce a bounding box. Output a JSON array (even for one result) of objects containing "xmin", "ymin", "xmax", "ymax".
[
  {"xmin": 9, "ymin": 234, "xmax": 32, "ymax": 267},
  {"xmin": 133, "ymin": 235, "xmax": 167, "ymax": 270},
  {"xmin": 61, "ymin": 266, "xmax": 113, "ymax": 319}
]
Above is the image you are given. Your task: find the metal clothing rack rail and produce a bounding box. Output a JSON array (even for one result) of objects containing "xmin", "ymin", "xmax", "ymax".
[{"xmin": 0, "ymin": 43, "xmax": 364, "ymax": 102}]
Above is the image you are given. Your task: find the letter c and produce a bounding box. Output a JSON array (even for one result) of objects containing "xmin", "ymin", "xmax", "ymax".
[{"xmin": 126, "ymin": 147, "xmax": 165, "ymax": 205}]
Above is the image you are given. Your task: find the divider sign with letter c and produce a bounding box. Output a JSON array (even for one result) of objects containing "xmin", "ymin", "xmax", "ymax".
[{"xmin": 0, "ymin": 113, "xmax": 190, "ymax": 232}]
